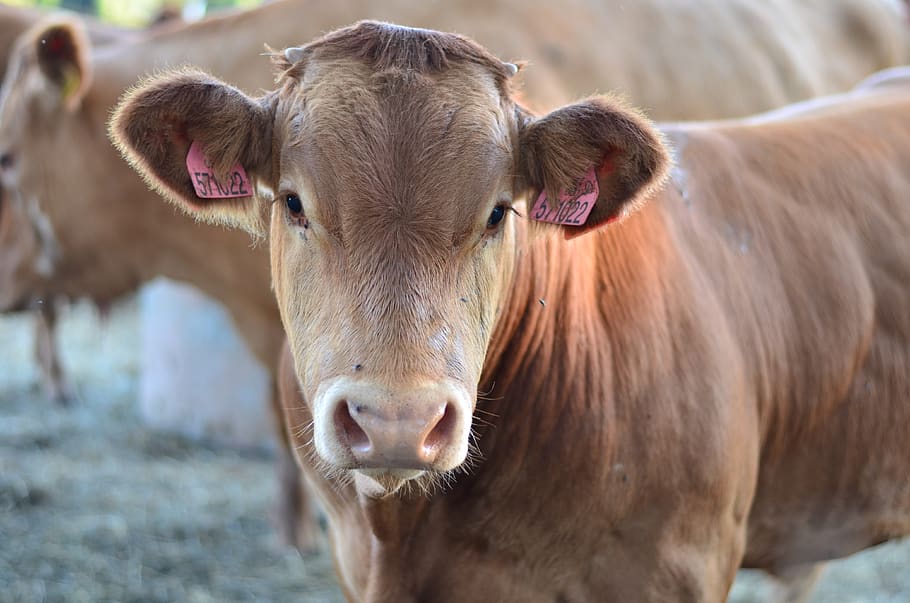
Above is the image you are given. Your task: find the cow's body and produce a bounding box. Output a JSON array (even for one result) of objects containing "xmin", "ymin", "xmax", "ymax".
[
  {"xmin": 274, "ymin": 81, "xmax": 910, "ymax": 603},
  {"xmin": 0, "ymin": 5, "xmax": 182, "ymax": 406},
  {"xmin": 111, "ymin": 22, "xmax": 910, "ymax": 601},
  {"xmin": 680, "ymin": 100, "xmax": 910, "ymax": 568},
  {"xmin": 667, "ymin": 90, "xmax": 910, "ymax": 566}
]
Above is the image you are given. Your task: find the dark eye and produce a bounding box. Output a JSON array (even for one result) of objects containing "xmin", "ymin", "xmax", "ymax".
[
  {"xmin": 285, "ymin": 193, "xmax": 303, "ymax": 215},
  {"xmin": 0, "ymin": 152, "xmax": 14, "ymax": 170},
  {"xmin": 487, "ymin": 204, "xmax": 506, "ymax": 229}
]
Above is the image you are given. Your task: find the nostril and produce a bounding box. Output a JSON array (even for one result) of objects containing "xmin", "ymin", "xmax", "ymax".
[
  {"xmin": 334, "ymin": 400, "xmax": 371, "ymax": 454},
  {"xmin": 422, "ymin": 403, "xmax": 457, "ymax": 459},
  {"xmin": 0, "ymin": 153, "xmax": 13, "ymax": 170}
]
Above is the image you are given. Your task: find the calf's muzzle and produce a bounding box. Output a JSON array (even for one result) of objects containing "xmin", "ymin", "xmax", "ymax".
[{"xmin": 314, "ymin": 378, "xmax": 472, "ymax": 473}]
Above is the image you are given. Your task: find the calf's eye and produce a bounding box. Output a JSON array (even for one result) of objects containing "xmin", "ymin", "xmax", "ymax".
[
  {"xmin": 487, "ymin": 204, "xmax": 506, "ymax": 229},
  {"xmin": 286, "ymin": 193, "xmax": 303, "ymax": 215}
]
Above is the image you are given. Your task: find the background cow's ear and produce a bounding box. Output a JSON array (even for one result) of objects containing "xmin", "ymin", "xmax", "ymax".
[
  {"xmin": 109, "ymin": 69, "xmax": 276, "ymax": 235},
  {"xmin": 33, "ymin": 19, "xmax": 92, "ymax": 111},
  {"xmin": 518, "ymin": 97, "xmax": 670, "ymax": 239}
]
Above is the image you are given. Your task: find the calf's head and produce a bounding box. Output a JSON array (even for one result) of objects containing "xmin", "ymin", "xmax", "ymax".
[{"xmin": 111, "ymin": 21, "xmax": 668, "ymax": 495}]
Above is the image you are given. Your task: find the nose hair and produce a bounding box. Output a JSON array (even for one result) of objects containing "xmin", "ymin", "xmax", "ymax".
[{"xmin": 333, "ymin": 398, "xmax": 457, "ymax": 469}]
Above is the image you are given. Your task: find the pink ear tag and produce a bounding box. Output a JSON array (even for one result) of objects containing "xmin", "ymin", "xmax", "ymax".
[
  {"xmin": 185, "ymin": 140, "xmax": 252, "ymax": 199},
  {"xmin": 530, "ymin": 167, "xmax": 598, "ymax": 226}
]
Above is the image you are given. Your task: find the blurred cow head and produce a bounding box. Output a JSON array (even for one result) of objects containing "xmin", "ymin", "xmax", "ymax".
[{"xmin": 0, "ymin": 19, "xmax": 87, "ymax": 311}]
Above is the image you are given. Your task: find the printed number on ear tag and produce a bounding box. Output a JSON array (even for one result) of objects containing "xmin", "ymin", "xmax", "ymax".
[
  {"xmin": 185, "ymin": 140, "xmax": 252, "ymax": 199},
  {"xmin": 530, "ymin": 167, "xmax": 598, "ymax": 226}
]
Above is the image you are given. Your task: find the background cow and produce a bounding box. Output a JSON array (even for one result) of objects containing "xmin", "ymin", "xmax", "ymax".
[{"xmin": 0, "ymin": 4, "xmax": 180, "ymax": 405}]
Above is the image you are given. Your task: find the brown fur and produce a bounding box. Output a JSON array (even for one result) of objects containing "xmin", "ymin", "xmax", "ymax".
[
  {"xmin": 112, "ymin": 22, "xmax": 910, "ymax": 601},
  {"xmin": 277, "ymin": 21, "xmax": 514, "ymax": 86}
]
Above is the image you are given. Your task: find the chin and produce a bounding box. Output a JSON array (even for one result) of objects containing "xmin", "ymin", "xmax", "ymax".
[{"xmin": 353, "ymin": 468, "xmax": 427, "ymax": 498}]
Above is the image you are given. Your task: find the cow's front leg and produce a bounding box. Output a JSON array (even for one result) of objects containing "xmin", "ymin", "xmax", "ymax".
[{"xmin": 33, "ymin": 301, "xmax": 75, "ymax": 406}]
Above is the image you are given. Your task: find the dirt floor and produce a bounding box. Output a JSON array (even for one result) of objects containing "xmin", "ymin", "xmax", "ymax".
[{"xmin": 1, "ymin": 301, "xmax": 907, "ymax": 603}]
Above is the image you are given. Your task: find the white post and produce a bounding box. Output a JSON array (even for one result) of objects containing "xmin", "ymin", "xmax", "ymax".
[{"xmin": 138, "ymin": 278, "xmax": 272, "ymax": 450}]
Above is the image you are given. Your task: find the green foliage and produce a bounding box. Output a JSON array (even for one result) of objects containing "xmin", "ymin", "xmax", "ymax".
[
  {"xmin": 4, "ymin": 0, "xmax": 263, "ymax": 26},
  {"xmin": 98, "ymin": 0, "xmax": 165, "ymax": 26}
]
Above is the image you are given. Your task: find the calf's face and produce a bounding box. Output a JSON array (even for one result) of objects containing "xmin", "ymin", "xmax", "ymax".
[
  {"xmin": 111, "ymin": 22, "xmax": 668, "ymax": 495},
  {"xmin": 268, "ymin": 57, "xmax": 520, "ymax": 487}
]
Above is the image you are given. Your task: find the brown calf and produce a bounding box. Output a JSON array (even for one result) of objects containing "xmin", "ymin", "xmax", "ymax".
[
  {"xmin": 3, "ymin": 0, "xmax": 909, "ymax": 577},
  {"xmin": 112, "ymin": 22, "xmax": 910, "ymax": 601}
]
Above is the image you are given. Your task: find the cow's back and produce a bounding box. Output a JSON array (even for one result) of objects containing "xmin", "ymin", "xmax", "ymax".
[{"xmin": 565, "ymin": 0, "xmax": 909, "ymax": 120}]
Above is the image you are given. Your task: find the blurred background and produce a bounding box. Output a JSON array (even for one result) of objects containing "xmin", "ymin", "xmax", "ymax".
[
  {"xmin": 2, "ymin": 0, "xmax": 257, "ymax": 26},
  {"xmin": 0, "ymin": 1, "xmax": 908, "ymax": 602}
]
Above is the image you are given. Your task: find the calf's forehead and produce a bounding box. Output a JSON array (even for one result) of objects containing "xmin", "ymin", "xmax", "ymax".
[{"xmin": 278, "ymin": 58, "xmax": 515, "ymax": 232}]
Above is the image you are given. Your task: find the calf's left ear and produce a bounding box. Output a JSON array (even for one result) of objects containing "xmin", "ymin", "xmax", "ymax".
[{"xmin": 518, "ymin": 97, "xmax": 670, "ymax": 239}]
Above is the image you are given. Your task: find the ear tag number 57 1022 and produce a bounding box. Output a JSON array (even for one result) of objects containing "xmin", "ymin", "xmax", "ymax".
[{"xmin": 185, "ymin": 140, "xmax": 252, "ymax": 199}]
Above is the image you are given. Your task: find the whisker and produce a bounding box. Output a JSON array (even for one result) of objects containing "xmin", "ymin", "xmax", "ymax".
[
  {"xmin": 477, "ymin": 381, "xmax": 497, "ymax": 397},
  {"xmin": 473, "ymin": 407, "xmax": 500, "ymax": 418}
]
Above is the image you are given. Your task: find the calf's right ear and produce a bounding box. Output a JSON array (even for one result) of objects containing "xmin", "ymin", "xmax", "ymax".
[{"xmin": 109, "ymin": 69, "xmax": 276, "ymax": 234}]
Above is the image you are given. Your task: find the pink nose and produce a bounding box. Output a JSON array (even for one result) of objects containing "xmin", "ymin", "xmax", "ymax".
[{"xmin": 333, "ymin": 398, "xmax": 458, "ymax": 469}]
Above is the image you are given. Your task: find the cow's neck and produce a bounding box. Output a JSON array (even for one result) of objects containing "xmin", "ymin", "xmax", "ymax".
[
  {"xmin": 349, "ymin": 198, "xmax": 695, "ymax": 594},
  {"xmin": 483, "ymin": 200, "xmax": 680, "ymax": 421},
  {"xmin": 472, "ymin": 196, "xmax": 689, "ymax": 501}
]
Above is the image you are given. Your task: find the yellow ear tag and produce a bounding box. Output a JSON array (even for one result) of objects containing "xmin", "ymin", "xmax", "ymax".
[{"xmin": 61, "ymin": 66, "xmax": 81, "ymax": 105}]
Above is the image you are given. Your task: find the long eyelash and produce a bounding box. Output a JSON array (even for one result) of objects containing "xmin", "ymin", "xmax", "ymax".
[{"xmin": 507, "ymin": 206, "xmax": 523, "ymax": 218}]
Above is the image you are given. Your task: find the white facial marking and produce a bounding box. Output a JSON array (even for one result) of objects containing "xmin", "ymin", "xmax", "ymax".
[{"xmin": 24, "ymin": 195, "xmax": 60, "ymax": 276}]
